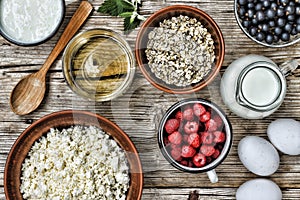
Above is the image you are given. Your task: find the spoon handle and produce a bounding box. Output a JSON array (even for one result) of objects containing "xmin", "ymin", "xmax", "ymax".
[{"xmin": 39, "ymin": 1, "xmax": 93, "ymax": 75}]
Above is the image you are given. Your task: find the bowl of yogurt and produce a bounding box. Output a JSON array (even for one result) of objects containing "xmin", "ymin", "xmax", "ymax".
[{"xmin": 0, "ymin": 0, "xmax": 65, "ymax": 46}]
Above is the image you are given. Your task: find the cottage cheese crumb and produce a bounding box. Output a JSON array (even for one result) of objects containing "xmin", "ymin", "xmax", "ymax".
[{"xmin": 20, "ymin": 126, "xmax": 130, "ymax": 200}]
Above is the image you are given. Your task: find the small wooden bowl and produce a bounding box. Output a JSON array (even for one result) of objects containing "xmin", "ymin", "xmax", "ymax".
[
  {"xmin": 4, "ymin": 110, "xmax": 143, "ymax": 200},
  {"xmin": 135, "ymin": 5, "xmax": 225, "ymax": 94}
]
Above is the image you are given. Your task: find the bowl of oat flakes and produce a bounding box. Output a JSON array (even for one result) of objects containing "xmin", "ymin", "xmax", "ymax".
[
  {"xmin": 135, "ymin": 5, "xmax": 225, "ymax": 94},
  {"xmin": 4, "ymin": 110, "xmax": 143, "ymax": 200}
]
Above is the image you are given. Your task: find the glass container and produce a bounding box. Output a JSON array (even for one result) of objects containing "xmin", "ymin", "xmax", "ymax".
[
  {"xmin": 63, "ymin": 29, "xmax": 135, "ymax": 101},
  {"xmin": 220, "ymin": 54, "xmax": 297, "ymax": 119}
]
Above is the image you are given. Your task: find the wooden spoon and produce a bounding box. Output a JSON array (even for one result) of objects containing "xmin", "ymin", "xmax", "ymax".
[{"xmin": 10, "ymin": 1, "xmax": 93, "ymax": 115}]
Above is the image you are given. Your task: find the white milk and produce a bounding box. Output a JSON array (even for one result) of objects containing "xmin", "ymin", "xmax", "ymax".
[
  {"xmin": 0, "ymin": 0, "xmax": 63, "ymax": 44},
  {"xmin": 220, "ymin": 54, "xmax": 287, "ymax": 119},
  {"xmin": 241, "ymin": 67, "xmax": 280, "ymax": 107}
]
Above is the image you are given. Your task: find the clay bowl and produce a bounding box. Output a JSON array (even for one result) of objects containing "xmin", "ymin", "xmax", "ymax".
[
  {"xmin": 4, "ymin": 110, "xmax": 143, "ymax": 200},
  {"xmin": 135, "ymin": 5, "xmax": 225, "ymax": 94}
]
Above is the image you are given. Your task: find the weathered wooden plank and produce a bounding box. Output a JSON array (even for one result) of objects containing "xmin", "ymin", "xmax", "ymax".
[{"xmin": 1, "ymin": 0, "xmax": 300, "ymax": 199}]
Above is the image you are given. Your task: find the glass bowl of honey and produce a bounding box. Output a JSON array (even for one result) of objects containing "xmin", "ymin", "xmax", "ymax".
[{"xmin": 63, "ymin": 29, "xmax": 135, "ymax": 101}]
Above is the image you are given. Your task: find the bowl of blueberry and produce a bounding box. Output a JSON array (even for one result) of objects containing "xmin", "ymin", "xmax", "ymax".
[
  {"xmin": 235, "ymin": 0, "xmax": 300, "ymax": 47},
  {"xmin": 157, "ymin": 98, "xmax": 232, "ymax": 178}
]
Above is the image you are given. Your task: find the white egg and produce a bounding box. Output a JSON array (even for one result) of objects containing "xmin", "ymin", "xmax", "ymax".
[
  {"xmin": 267, "ymin": 119, "xmax": 300, "ymax": 155},
  {"xmin": 238, "ymin": 136, "xmax": 279, "ymax": 176},
  {"xmin": 236, "ymin": 178, "xmax": 282, "ymax": 200}
]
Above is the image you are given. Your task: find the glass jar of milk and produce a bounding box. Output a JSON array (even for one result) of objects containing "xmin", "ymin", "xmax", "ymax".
[{"xmin": 220, "ymin": 54, "xmax": 295, "ymax": 119}]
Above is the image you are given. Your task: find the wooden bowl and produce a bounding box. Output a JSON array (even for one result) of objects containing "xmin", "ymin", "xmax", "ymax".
[
  {"xmin": 4, "ymin": 110, "xmax": 143, "ymax": 200},
  {"xmin": 135, "ymin": 5, "xmax": 225, "ymax": 94}
]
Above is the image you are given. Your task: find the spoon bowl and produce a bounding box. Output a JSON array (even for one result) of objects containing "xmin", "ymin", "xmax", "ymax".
[
  {"xmin": 9, "ymin": 1, "xmax": 93, "ymax": 115},
  {"xmin": 10, "ymin": 73, "xmax": 46, "ymax": 115}
]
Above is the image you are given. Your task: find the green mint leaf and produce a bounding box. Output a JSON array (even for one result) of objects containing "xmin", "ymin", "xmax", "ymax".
[
  {"xmin": 118, "ymin": 12, "xmax": 134, "ymax": 18},
  {"xmin": 124, "ymin": 16, "xmax": 141, "ymax": 32},
  {"xmin": 98, "ymin": 0, "xmax": 134, "ymax": 16}
]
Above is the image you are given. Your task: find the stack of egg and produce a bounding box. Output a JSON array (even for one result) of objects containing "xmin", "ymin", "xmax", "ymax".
[{"xmin": 236, "ymin": 119, "xmax": 300, "ymax": 200}]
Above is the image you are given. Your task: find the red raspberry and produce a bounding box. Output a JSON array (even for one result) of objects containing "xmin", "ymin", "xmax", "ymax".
[
  {"xmin": 201, "ymin": 132, "xmax": 214, "ymax": 144},
  {"xmin": 213, "ymin": 115, "xmax": 224, "ymax": 129},
  {"xmin": 183, "ymin": 134, "xmax": 189, "ymax": 143},
  {"xmin": 175, "ymin": 111, "xmax": 183, "ymax": 121},
  {"xmin": 187, "ymin": 133, "xmax": 201, "ymax": 148},
  {"xmin": 188, "ymin": 160, "xmax": 194, "ymax": 167},
  {"xmin": 212, "ymin": 149, "xmax": 220, "ymax": 159},
  {"xmin": 181, "ymin": 145, "xmax": 196, "ymax": 158},
  {"xmin": 184, "ymin": 121, "xmax": 199, "ymax": 134},
  {"xmin": 213, "ymin": 131, "xmax": 226, "ymax": 143},
  {"xmin": 163, "ymin": 137, "xmax": 170, "ymax": 146},
  {"xmin": 205, "ymin": 119, "xmax": 218, "ymax": 131},
  {"xmin": 216, "ymin": 144, "xmax": 224, "ymax": 151},
  {"xmin": 170, "ymin": 144, "xmax": 180, "ymax": 150},
  {"xmin": 200, "ymin": 145, "xmax": 216, "ymax": 157},
  {"xmin": 170, "ymin": 147, "xmax": 182, "ymax": 161},
  {"xmin": 180, "ymin": 160, "xmax": 188, "ymax": 166},
  {"xmin": 165, "ymin": 118, "xmax": 180, "ymax": 134},
  {"xmin": 200, "ymin": 111, "xmax": 211, "ymax": 122},
  {"xmin": 193, "ymin": 153, "xmax": 206, "ymax": 167},
  {"xmin": 168, "ymin": 131, "xmax": 182, "ymax": 145},
  {"xmin": 183, "ymin": 106, "xmax": 194, "ymax": 121},
  {"xmin": 206, "ymin": 156, "xmax": 212, "ymax": 164},
  {"xmin": 193, "ymin": 103, "xmax": 206, "ymax": 117}
]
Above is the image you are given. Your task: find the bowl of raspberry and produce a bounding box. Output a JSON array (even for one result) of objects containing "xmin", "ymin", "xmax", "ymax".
[{"xmin": 158, "ymin": 98, "xmax": 232, "ymax": 183}]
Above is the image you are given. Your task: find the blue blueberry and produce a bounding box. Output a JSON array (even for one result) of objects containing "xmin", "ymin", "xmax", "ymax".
[
  {"xmin": 255, "ymin": 3, "xmax": 263, "ymax": 10},
  {"xmin": 274, "ymin": 27, "xmax": 283, "ymax": 35},
  {"xmin": 284, "ymin": 23, "xmax": 293, "ymax": 33},
  {"xmin": 265, "ymin": 34, "xmax": 274, "ymax": 44},
  {"xmin": 238, "ymin": 0, "xmax": 247, "ymax": 6},
  {"xmin": 277, "ymin": 8, "xmax": 285, "ymax": 17},
  {"xmin": 277, "ymin": 18, "xmax": 286, "ymax": 27},
  {"xmin": 249, "ymin": 27, "xmax": 258, "ymax": 36},
  {"xmin": 256, "ymin": 32, "xmax": 266, "ymax": 41},
  {"xmin": 266, "ymin": 9, "xmax": 276, "ymax": 19},
  {"xmin": 256, "ymin": 10, "xmax": 265, "ymax": 21},
  {"xmin": 281, "ymin": 32, "xmax": 290, "ymax": 41},
  {"xmin": 296, "ymin": 24, "xmax": 300, "ymax": 33},
  {"xmin": 286, "ymin": 5, "xmax": 295, "ymax": 15}
]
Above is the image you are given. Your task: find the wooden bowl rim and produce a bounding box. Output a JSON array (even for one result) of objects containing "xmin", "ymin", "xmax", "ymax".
[
  {"xmin": 4, "ymin": 110, "xmax": 143, "ymax": 200},
  {"xmin": 135, "ymin": 5, "xmax": 225, "ymax": 94}
]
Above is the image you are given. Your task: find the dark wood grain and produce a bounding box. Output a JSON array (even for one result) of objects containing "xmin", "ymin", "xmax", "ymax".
[{"xmin": 1, "ymin": 0, "xmax": 300, "ymax": 199}]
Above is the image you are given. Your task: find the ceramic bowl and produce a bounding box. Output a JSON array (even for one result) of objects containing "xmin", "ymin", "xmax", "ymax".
[
  {"xmin": 135, "ymin": 5, "xmax": 225, "ymax": 94},
  {"xmin": 4, "ymin": 110, "xmax": 143, "ymax": 200},
  {"xmin": 157, "ymin": 98, "xmax": 232, "ymax": 173},
  {"xmin": 234, "ymin": 0, "xmax": 300, "ymax": 48},
  {"xmin": 0, "ymin": 0, "xmax": 65, "ymax": 46}
]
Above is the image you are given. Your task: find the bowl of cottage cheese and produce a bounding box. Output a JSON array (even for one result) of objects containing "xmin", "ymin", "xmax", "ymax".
[
  {"xmin": 0, "ymin": 0, "xmax": 65, "ymax": 46},
  {"xmin": 4, "ymin": 110, "xmax": 143, "ymax": 200}
]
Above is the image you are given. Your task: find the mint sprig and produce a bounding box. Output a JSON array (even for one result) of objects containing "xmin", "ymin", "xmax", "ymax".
[{"xmin": 98, "ymin": 0, "xmax": 145, "ymax": 32}]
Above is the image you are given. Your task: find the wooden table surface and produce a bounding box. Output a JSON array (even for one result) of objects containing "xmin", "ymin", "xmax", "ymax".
[{"xmin": 1, "ymin": 0, "xmax": 300, "ymax": 199}]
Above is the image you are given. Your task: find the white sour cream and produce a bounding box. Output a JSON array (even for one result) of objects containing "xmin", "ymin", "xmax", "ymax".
[{"xmin": 0, "ymin": 0, "xmax": 64, "ymax": 44}]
